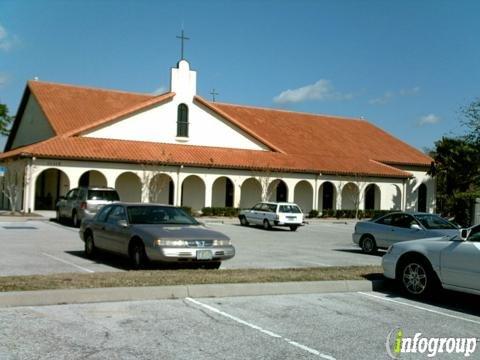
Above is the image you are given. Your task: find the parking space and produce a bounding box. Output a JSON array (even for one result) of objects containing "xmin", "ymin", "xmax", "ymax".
[
  {"xmin": 0, "ymin": 289, "xmax": 478, "ymax": 359},
  {"xmin": 0, "ymin": 219, "xmax": 379, "ymax": 276}
]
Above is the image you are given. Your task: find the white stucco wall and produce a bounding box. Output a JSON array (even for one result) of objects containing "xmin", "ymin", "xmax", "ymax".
[
  {"xmin": 84, "ymin": 61, "xmax": 268, "ymax": 151},
  {"xmin": 11, "ymin": 95, "xmax": 55, "ymax": 149}
]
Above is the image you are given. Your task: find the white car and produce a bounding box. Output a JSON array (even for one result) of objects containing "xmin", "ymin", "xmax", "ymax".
[
  {"xmin": 238, "ymin": 202, "xmax": 304, "ymax": 231},
  {"xmin": 382, "ymin": 224, "xmax": 480, "ymax": 297}
]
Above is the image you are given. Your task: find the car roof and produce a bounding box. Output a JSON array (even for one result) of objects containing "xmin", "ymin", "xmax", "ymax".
[
  {"xmin": 113, "ymin": 202, "xmax": 176, "ymax": 207},
  {"xmin": 75, "ymin": 186, "xmax": 117, "ymax": 191},
  {"xmin": 259, "ymin": 202, "xmax": 299, "ymax": 205}
]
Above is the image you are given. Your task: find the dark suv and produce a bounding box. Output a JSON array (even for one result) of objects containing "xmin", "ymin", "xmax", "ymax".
[{"xmin": 56, "ymin": 187, "xmax": 120, "ymax": 227}]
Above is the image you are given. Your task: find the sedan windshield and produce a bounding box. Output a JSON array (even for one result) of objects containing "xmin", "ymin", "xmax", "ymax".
[
  {"xmin": 414, "ymin": 214, "xmax": 457, "ymax": 230},
  {"xmin": 127, "ymin": 206, "xmax": 199, "ymax": 225}
]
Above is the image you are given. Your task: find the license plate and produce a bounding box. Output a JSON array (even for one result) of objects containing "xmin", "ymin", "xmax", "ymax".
[
  {"xmin": 286, "ymin": 216, "xmax": 296, "ymax": 219},
  {"xmin": 196, "ymin": 250, "xmax": 213, "ymax": 260}
]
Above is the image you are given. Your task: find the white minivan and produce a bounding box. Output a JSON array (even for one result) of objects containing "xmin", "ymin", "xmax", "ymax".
[{"xmin": 238, "ymin": 202, "xmax": 304, "ymax": 231}]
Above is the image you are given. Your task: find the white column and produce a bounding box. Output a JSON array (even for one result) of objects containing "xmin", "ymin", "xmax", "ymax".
[
  {"xmin": 204, "ymin": 180, "xmax": 212, "ymax": 208},
  {"xmin": 233, "ymin": 184, "xmax": 241, "ymax": 208}
]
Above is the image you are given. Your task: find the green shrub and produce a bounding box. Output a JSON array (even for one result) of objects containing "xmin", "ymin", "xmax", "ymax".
[
  {"xmin": 200, "ymin": 207, "xmax": 240, "ymax": 217},
  {"xmin": 308, "ymin": 210, "xmax": 319, "ymax": 218}
]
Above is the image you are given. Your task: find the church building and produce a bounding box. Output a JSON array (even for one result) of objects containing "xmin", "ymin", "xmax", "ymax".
[{"xmin": 0, "ymin": 58, "xmax": 434, "ymax": 215}]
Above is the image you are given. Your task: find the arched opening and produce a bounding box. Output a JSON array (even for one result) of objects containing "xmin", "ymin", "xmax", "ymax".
[
  {"xmin": 267, "ymin": 179, "xmax": 288, "ymax": 202},
  {"xmin": 115, "ymin": 172, "xmax": 141, "ymax": 202},
  {"xmin": 149, "ymin": 174, "xmax": 174, "ymax": 205},
  {"xmin": 294, "ymin": 181, "xmax": 313, "ymax": 213},
  {"xmin": 78, "ymin": 170, "xmax": 107, "ymax": 187},
  {"xmin": 177, "ymin": 103, "xmax": 189, "ymax": 137},
  {"xmin": 34, "ymin": 168, "xmax": 70, "ymax": 210},
  {"xmin": 181, "ymin": 175, "xmax": 205, "ymax": 212},
  {"xmin": 418, "ymin": 183, "xmax": 427, "ymax": 212},
  {"xmin": 341, "ymin": 183, "xmax": 359, "ymax": 210},
  {"xmin": 319, "ymin": 181, "xmax": 336, "ymax": 211},
  {"xmin": 240, "ymin": 178, "xmax": 262, "ymax": 208},
  {"xmin": 364, "ymin": 184, "xmax": 381, "ymax": 210},
  {"xmin": 212, "ymin": 177, "xmax": 234, "ymax": 207}
]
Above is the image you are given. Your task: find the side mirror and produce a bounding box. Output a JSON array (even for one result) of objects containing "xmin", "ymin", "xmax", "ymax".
[
  {"xmin": 460, "ymin": 229, "xmax": 469, "ymax": 240},
  {"xmin": 410, "ymin": 224, "xmax": 422, "ymax": 231},
  {"xmin": 117, "ymin": 219, "xmax": 128, "ymax": 228}
]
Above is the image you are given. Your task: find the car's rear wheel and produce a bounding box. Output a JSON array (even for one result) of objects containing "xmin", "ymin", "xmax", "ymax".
[
  {"xmin": 263, "ymin": 219, "xmax": 272, "ymax": 230},
  {"xmin": 72, "ymin": 211, "xmax": 80, "ymax": 228},
  {"xmin": 84, "ymin": 232, "xmax": 96, "ymax": 259},
  {"xmin": 289, "ymin": 225, "xmax": 298, "ymax": 231},
  {"xmin": 239, "ymin": 216, "xmax": 249, "ymax": 226},
  {"xmin": 399, "ymin": 257, "xmax": 438, "ymax": 298},
  {"xmin": 130, "ymin": 240, "xmax": 148, "ymax": 270},
  {"xmin": 360, "ymin": 235, "xmax": 377, "ymax": 254}
]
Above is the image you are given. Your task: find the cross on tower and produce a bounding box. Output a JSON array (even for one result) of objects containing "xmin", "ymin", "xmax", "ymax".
[
  {"xmin": 210, "ymin": 89, "xmax": 219, "ymax": 102},
  {"xmin": 176, "ymin": 30, "xmax": 190, "ymax": 60}
]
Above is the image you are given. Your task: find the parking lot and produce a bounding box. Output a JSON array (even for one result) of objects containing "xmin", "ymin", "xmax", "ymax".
[
  {"xmin": 0, "ymin": 289, "xmax": 478, "ymax": 359},
  {"xmin": 0, "ymin": 218, "xmax": 380, "ymax": 276}
]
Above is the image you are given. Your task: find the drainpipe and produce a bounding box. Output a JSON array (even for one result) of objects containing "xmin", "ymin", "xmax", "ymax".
[
  {"xmin": 176, "ymin": 165, "xmax": 183, "ymax": 206},
  {"xmin": 402, "ymin": 178, "xmax": 407, "ymax": 211}
]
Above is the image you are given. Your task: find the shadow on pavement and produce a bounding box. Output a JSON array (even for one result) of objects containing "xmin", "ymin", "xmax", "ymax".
[
  {"xmin": 334, "ymin": 248, "xmax": 386, "ymax": 257},
  {"xmin": 372, "ymin": 278, "xmax": 480, "ymax": 319}
]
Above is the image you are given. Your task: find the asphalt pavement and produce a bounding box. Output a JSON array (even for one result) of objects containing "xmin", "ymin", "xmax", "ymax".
[{"xmin": 0, "ymin": 290, "xmax": 478, "ymax": 359}]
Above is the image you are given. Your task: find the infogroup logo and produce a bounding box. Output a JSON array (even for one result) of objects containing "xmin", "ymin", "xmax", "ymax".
[{"xmin": 386, "ymin": 328, "xmax": 478, "ymax": 358}]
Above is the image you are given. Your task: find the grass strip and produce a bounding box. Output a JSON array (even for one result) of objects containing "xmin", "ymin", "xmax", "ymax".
[{"xmin": 0, "ymin": 266, "xmax": 382, "ymax": 292}]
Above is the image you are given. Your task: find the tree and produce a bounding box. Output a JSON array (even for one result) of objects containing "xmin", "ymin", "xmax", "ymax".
[
  {"xmin": 431, "ymin": 137, "xmax": 480, "ymax": 226},
  {"xmin": 1, "ymin": 161, "xmax": 26, "ymax": 213},
  {"xmin": 0, "ymin": 103, "xmax": 13, "ymax": 136},
  {"xmin": 461, "ymin": 97, "xmax": 480, "ymax": 144},
  {"xmin": 250, "ymin": 163, "xmax": 280, "ymax": 202},
  {"xmin": 338, "ymin": 175, "xmax": 368, "ymax": 219}
]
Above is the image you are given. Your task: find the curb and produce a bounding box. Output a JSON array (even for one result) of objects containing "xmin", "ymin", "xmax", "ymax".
[{"xmin": 0, "ymin": 279, "xmax": 385, "ymax": 308}]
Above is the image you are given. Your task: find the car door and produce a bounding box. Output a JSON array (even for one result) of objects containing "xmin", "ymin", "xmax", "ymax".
[
  {"xmin": 390, "ymin": 214, "xmax": 426, "ymax": 243},
  {"xmin": 62, "ymin": 189, "xmax": 78, "ymax": 218},
  {"xmin": 371, "ymin": 214, "xmax": 398, "ymax": 247},
  {"xmin": 90, "ymin": 205, "xmax": 114, "ymax": 250},
  {"xmin": 103, "ymin": 205, "xmax": 130, "ymax": 254},
  {"xmin": 246, "ymin": 203, "xmax": 263, "ymax": 224},
  {"xmin": 440, "ymin": 225, "xmax": 480, "ymax": 291}
]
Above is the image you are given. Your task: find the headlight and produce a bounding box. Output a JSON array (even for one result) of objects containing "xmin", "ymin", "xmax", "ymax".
[
  {"xmin": 212, "ymin": 239, "xmax": 231, "ymax": 246},
  {"xmin": 154, "ymin": 239, "xmax": 188, "ymax": 247}
]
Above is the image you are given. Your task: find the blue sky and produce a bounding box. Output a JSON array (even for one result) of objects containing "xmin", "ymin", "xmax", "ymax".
[{"xmin": 1, "ymin": 0, "xmax": 479, "ymax": 151}]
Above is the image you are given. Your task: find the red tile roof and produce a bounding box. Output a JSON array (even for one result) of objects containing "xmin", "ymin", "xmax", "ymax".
[{"xmin": 1, "ymin": 81, "xmax": 433, "ymax": 178}]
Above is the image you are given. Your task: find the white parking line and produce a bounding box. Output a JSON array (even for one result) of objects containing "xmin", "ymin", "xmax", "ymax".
[
  {"xmin": 185, "ymin": 297, "xmax": 336, "ymax": 359},
  {"xmin": 358, "ymin": 292, "xmax": 480, "ymax": 326},
  {"xmin": 41, "ymin": 253, "xmax": 95, "ymax": 273}
]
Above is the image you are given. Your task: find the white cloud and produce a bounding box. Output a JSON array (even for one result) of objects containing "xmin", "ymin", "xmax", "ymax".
[
  {"xmin": 0, "ymin": 23, "xmax": 15, "ymax": 51},
  {"xmin": 369, "ymin": 86, "xmax": 420, "ymax": 105},
  {"xmin": 273, "ymin": 79, "xmax": 353, "ymax": 104},
  {"xmin": 418, "ymin": 114, "xmax": 440, "ymax": 126}
]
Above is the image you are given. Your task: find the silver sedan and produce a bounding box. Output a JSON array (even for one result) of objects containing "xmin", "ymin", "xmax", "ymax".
[
  {"xmin": 79, "ymin": 203, "xmax": 235, "ymax": 269},
  {"xmin": 353, "ymin": 212, "xmax": 459, "ymax": 254}
]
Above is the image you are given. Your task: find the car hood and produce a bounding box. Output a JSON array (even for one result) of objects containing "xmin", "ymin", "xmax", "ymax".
[
  {"xmin": 395, "ymin": 235, "xmax": 457, "ymax": 249},
  {"xmin": 131, "ymin": 224, "xmax": 230, "ymax": 240}
]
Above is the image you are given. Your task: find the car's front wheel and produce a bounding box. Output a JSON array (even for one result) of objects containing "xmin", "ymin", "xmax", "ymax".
[
  {"xmin": 360, "ymin": 235, "xmax": 377, "ymax": 254},
  {"xmin": 130, "ymin": 240, "xmax": 148, "ymax": 270},
  {"xmin": 399, "ymin": 257, "xmax": 438, "ymax": 298},
  {"xmin": 289, "ymin": 225, "xmax": 298, "ymax": 232}
]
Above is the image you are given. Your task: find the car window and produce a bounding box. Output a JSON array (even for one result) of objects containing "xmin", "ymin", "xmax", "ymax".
[
  {"xmin": 391, "ymin": 214, "xmax": 417, "ymax": 229},
  {"xmin": 267, "ymin": 204, "xmax": 277, "ymax": 212},
  {"xmin": 414, "ymin": 214, "xmax": 457, "ymax": 230},
  {"xmin": 87, "ymin": 190, "xmax": 120, "ymax": 201},
  {"xmin": 252, "ymin": 203, "xmax": 263, "ymax": 211},
  {"xmin": 127, "ymin": 206, "xmax": 199, "ymax": 225},
  {"xmin": 376, "ymin": 214, "xmax": 393, "ymax": 226},
  {"xmin": 96, "ymin": 205, "xmax": 113, "ymax": 222},
  {"xmin": 66, "ymin": 189, "xmax": 78, "ymax": 200},
  {"xmin": 106, "ymin": 206, "xmax": 126, "ymax": 224},
  {"xmin": 77, "ymin": 189, "xmax": 87, "ymax": 200},
  {"xmin": 279, "ymin": 205, "xmax": 302, "ymax": 213},
  {"xmin": 260, "ymin": 204, "xmax": 273, "ymax": 212}
]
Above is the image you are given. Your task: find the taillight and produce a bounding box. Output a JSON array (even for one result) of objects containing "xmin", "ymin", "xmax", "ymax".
[{"xmin": 80, "ymin": 202, "xmax": 87, "ymax": 209}]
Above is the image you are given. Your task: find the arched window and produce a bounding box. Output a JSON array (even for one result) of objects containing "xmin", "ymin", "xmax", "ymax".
[{"xmin": 177, "ymin": 104, "xmax": 189, "ymax": 137}]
